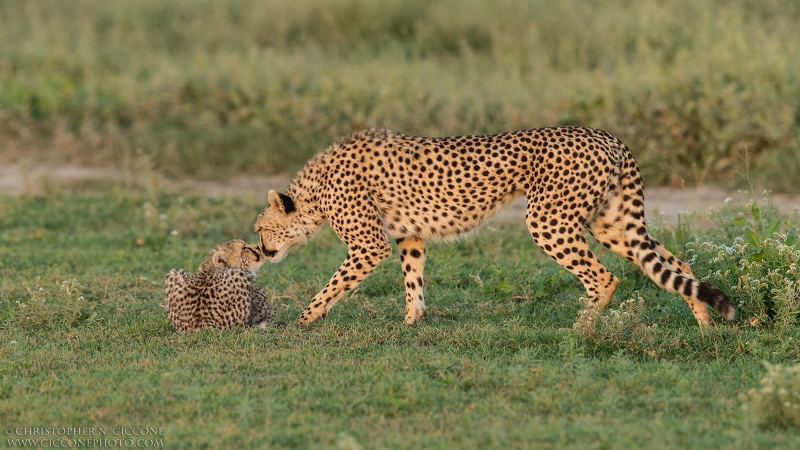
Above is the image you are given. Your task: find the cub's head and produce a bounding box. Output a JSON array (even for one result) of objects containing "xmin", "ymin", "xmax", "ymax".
[
  {"xmin": 199, "ymin": 239, "xmax": 265, "ymax": 275},
  {"xmin": 254, "ymin": 190, "xmax": 306, "ymax": 263}
]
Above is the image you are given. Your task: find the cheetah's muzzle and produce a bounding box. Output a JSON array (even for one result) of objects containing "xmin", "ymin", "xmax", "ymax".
[{"xmin": 259, "ymin": 243, "xmax": 277, "ymax": 259}]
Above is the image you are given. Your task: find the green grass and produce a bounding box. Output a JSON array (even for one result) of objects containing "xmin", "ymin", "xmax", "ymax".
[
  {"xmin": 1, "ymin": 187, "xmax": 799, "ymax": 448},
  {"xmin": 1, "ymin": 0, "xmax": 800, "ymax": 190}
]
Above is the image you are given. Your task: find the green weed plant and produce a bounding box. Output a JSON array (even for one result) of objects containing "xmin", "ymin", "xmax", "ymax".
[
  {"xmin": 572, "ymin": 296, "xmax": 661, "ymax": 353},
  {"xmin": 7, "ymin": 279, "xmax": 94, "ymax": 332}
]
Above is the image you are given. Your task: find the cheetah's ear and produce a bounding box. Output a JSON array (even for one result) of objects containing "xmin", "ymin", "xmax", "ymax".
[
  {"xmin": 267, "ymin": 190, "xmax": 283, "ymax": 211},
  {"xmin": 267, "ymin": 190, "xmax": 296, "ymax": 214}
]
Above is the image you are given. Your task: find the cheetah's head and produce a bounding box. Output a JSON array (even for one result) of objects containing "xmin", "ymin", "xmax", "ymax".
[
  {"xmin": 254, "ymin": 190, "xmax": 307, "ymax": 263},
  {"xmin": 198, "ymin": 239, "xmax": 265, "ymax": 275}
]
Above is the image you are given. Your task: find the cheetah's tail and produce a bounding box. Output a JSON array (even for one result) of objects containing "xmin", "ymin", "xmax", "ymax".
[
  {"xmin": 635, "ymin": 242, "xmax": 735, "ymax": 320},
  {"xmin": 618, "ymin": 149, "xmax": 734, "ymax": 321}
]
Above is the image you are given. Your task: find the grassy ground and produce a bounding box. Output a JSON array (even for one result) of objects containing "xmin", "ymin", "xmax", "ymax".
[
  {"xmin": 1, "ymin": 186, "xmax": 799, "ymax": 448},
  {"xmin": 2, "ymin": 0, "xmax": 800, "ymax": 190}
]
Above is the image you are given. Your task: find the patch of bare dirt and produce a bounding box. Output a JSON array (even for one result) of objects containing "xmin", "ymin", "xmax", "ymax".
[
  {"xmin": 2, "ymin": 164, "xmax": 798, "ymax": 225},
  {"xmin": 0, "ymin": 164, "xmax": 291, "ymax": 200},
  {"xmin": 491, "ymin": 186, "xmax": 800, "ymax": 224}
]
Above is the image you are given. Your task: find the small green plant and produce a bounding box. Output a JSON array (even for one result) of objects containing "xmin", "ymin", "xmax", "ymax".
[
  {"xmin": 8, "ymin": 279, "xmax": 94, "ymax": 331},
  {"xmin": 572, "ymin": 296, "xmax": 656, "ymax": 342},
  {"xmin": 732, "ymin": 151, "xmax": 797, "ymax": 259},
  {"xmin": 733, "ymin": 201, "xmax": 797, "ymax": 261},
  {"xmin": 732, "ymin": 199, "xmax": 796, "ymax": 262},
  {"xmin": 744, "ymin": 362, "xmax": 800, "ymax": 429}
]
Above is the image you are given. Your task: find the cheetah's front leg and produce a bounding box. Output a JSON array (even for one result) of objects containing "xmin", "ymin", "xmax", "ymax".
[
  {"xmin": 297, "ymin": 243, "xmax": 391, "ymax": 325},
  {"xmin": 397, "ymin": 237, "xmax": 427, "ymax": 325}
]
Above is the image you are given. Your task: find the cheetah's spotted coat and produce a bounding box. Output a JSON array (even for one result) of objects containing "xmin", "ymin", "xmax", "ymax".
[
  {"xmin": 254, "ymin": 127, "xmax": 734, "ymax": 326},
  {"xmin": 162, "ymin": 239, "xmax": 273, "ymax": 332}
]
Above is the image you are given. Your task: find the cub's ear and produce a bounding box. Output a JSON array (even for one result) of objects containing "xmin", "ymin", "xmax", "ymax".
[
  {"xmin": 267, "ymin": 190, "xmax": 296, "ymax": 214},
  {"xmin": 211, "ymin": 250, "xmax": 227, "ymax": 268}
]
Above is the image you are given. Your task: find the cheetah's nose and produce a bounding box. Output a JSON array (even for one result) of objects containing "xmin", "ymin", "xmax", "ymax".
[{"xmin": 259, "ymin": 242, "xmax": 277, "ymax": 258}]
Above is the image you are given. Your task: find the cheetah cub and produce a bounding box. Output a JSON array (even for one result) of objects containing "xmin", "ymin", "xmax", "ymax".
[
  {"xmin": 254, "ymin": 127, "xmax": 734, "ymax": 327},
  {"xmin": 162, "ymin": 239, "xmax": 273, "ymax": 332}
]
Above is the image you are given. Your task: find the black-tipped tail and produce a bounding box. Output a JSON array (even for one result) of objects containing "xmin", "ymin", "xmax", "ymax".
[{"xmin": 697, "ymin": 282, "xmax": 735, "ymax": 320}]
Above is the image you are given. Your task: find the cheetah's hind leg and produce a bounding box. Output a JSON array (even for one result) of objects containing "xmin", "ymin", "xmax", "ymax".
[
  {"xmin": 524, "ymin": 196, "xmax": 619, "ymax": 315},
  {"xmin": 586, "ymin": 165, "xmax": 733, "ymax": 326}
]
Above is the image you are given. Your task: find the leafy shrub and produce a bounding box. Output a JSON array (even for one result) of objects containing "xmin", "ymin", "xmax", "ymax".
[
  {"xmin": 744, "ymin": 362, "xmax": 800, "ymax": 429},
  {"xmin": 686, "ymin": 200, "xmax": 799, "ymax": 333}
]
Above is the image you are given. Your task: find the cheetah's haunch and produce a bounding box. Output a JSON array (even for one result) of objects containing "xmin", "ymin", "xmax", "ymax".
[
  {"xmin": 162, "ymin": 239, "xmax": 274, "ymax": 332},
  {"xmin": 254, "ymin": 127, "xmax": 734, "ymax": 327}
]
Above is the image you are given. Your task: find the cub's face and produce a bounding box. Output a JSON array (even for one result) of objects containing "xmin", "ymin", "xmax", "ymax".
[
  {"xmin": 199, "ymin": 239, "xmax": 265, "ymax": 275},
  {"xmin": 254, "ymin": 190, "xmax": 306, "ymax": 263}
]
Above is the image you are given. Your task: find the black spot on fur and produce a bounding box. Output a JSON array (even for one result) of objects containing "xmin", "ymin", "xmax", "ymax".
[
  {"xmin": 660, "ymin": 270, "xmax": 671, "ymax": 285},
  {"xmin": 673, "ymin": 276, "xmax": 683, "ymax": 291},
  {"xmin": 683, "ymin": 280, "xmax": 694, "ymax": 297},
  {"xmin": 640, "ymin": 252, "xmax": 658, "ymax": 264}
]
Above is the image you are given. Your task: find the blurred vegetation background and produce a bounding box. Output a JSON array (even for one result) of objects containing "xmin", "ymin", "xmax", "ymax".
[{"xmin": 1, "ymin": 0, "xmax": 798, "ymax": 190}]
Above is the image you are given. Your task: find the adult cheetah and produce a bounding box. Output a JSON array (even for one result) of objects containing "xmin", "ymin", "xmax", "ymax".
[
  {"xmin": 254, "ymin": 127, "xmax": 734, "ymax": 327},
  {"xmin": 162, "ymin": 239, "xmax": 273, "ymax": 332}
]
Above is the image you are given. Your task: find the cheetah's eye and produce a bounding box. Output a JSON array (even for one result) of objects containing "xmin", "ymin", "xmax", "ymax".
[{"xmin": 245, "ymin": 247, "xmax": 262, "ymax": 261}]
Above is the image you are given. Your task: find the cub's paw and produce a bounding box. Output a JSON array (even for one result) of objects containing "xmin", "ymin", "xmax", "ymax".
[{"xmin": 258, "ymin": 320, "xmax": 289, "ymax": 329}]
